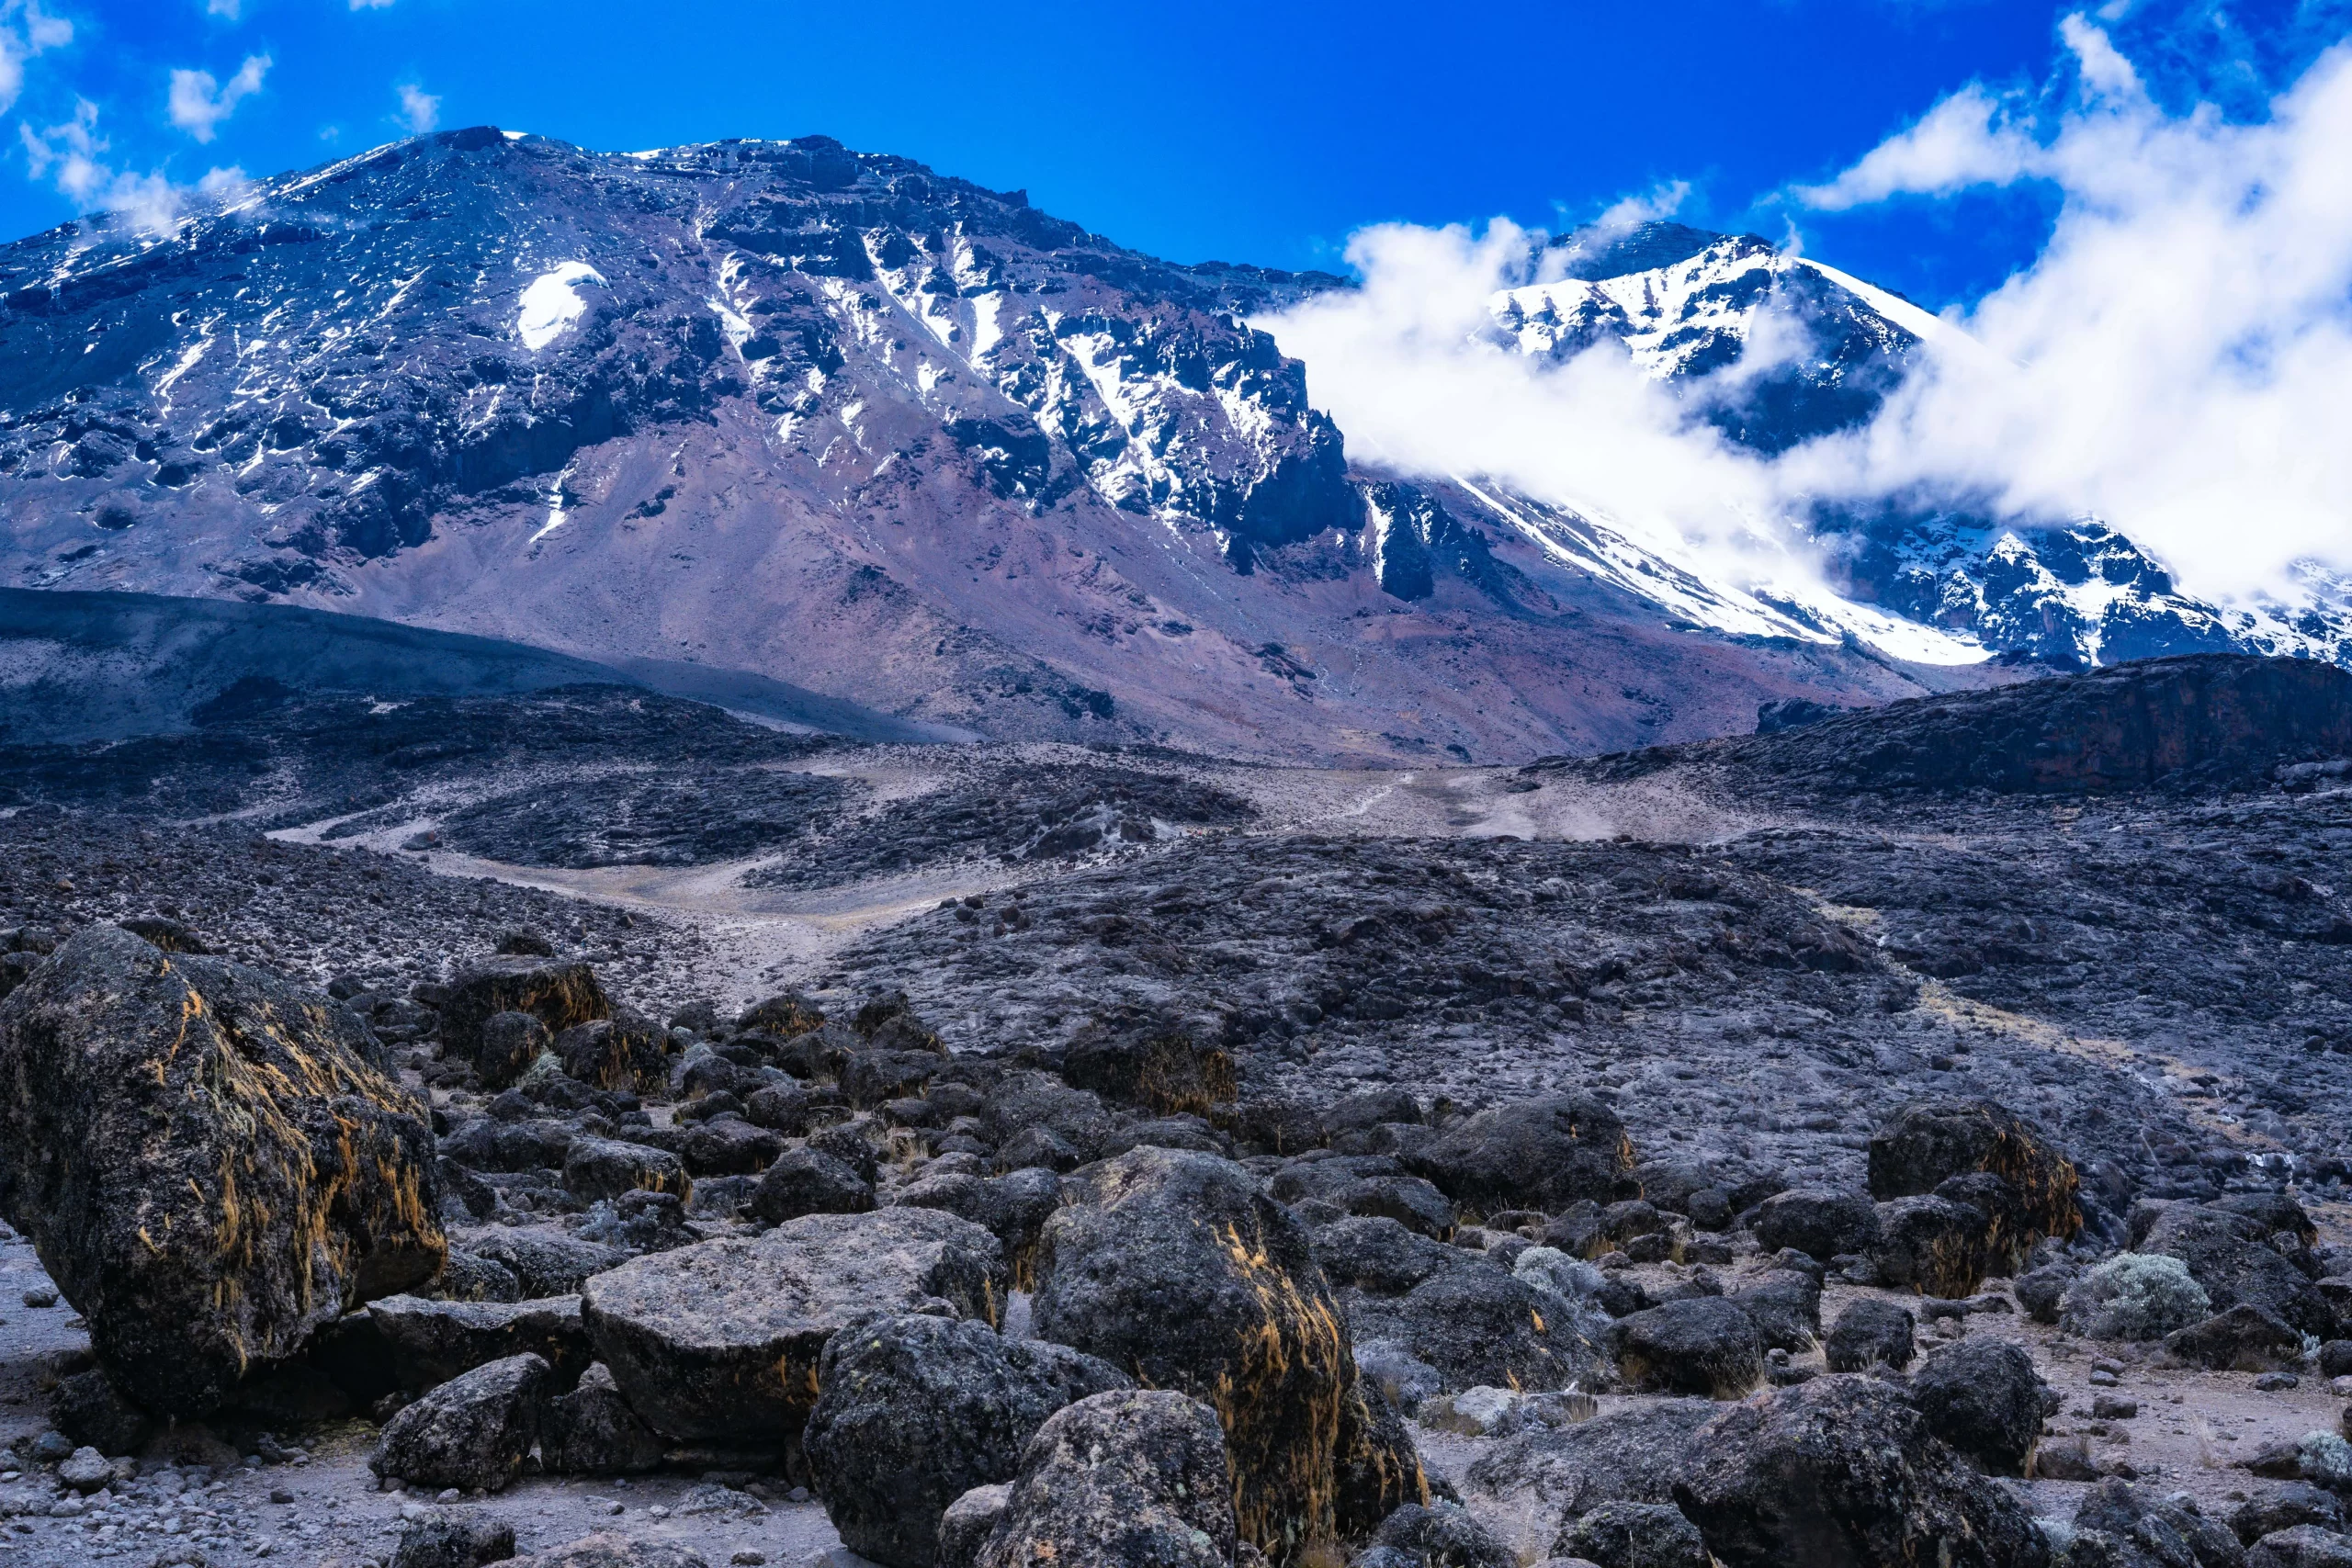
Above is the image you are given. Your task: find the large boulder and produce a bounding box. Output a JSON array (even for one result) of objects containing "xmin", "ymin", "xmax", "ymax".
[
  {"xmin": 1728, "ymin": 1270, "xmax": 1821, "ymax": 1354},
  {"xmin": 391, "ymin": 1514, "xmax": 518, "ymax": 1568},
  {"xmin": 1907, "ymin": 1337, "xmax": 2046, "ymax": 1476},
  {"xmin": 892, "ymin": 1167, "xmax": 1064, "ymax": 1287},
  {"xmin": 556, "ymin": 1012, "xmax": 673, "ymax": 1097},
  {"xmin": 437, "ymin": 956, "xmax": 609, "ymax": 1066},
  {"xmin": 0, "ymin": 926, "xmax": 445, "ymax": 1415},
  {"xmin": 2071, "ymin": 1480, "xmax": 2244, "ymax": 1568},
  {"xmin": 1463, "ymin": 1402, "xmax": 1720, "ymax": 1558},
  {"xmin": 2165, "ymin": 1303, "xmax": 2304, "ymax": 1371},
  {"xmin": 582, "ymin": 1206, "xmax": 1006, "ymax": 1443},
  {"xmin": 802, "ymin": 1313, "xmax": 1132, "ymax": 1567},
  {"xmin": 542, "ymin": 1361, "xmax": 667, "ymax": 1474},
  {"xmin": 1871, "ymin": 1195, "xmax": 1990, "ymax": 1299},
  {"xmin": 1748, "ymin": 1190, "xmax": 1882, "ymax": 1263},
  {"xmin": 1399, "ymin": 1097, "xmax": 1635, "ymax": 1217},
  {"xmin": 750, "ymin": 1146, "xmax": 875, "ymax": 1223},
  {"xmin": 971, "ymin": 1390, "xmax": 1238, "ymax": 1568},
  {"xmin": 1609, "ymin": 1299, "xmax": 1764, "ymax": 1399},
  {"xmin": 1671, "ymin": 1375, "xmax": 2052, "ymax": 1567},
  {"xmin": 368, "ymin": 1352, "xmax": 549, "ymax": 1493},
  {"xmin": 1060, "ymin": 1015, "xmax": 1238, "ymax": 1116},
  {"xmin": 1866, "ymin": 1098, "xmax": 2080, "ymax": 1252},
  {"xmin": 563, "ymin": 1136, "xmax": 691, "ymax": 1206},
  {"xmin": 2140, "ymin": 1207, "xmax": 2320, "ymax": 1329},
  {"xmin": 1031, "ymin": 1145, "xmax": 1353, "ymax": 1560},
  {"xmin": 2249, "ymin": 1529, "xmax": 2352, "ymax": 1568},
  {"xmin": 367, "ymin": 1292, "xmax": 591, "ymax": 1393},
  {"xmin": 1557, "ymin": 1501, "xmax": 1711, "ymax": 1568},
  {"xmin": 472, "ymin": 1010, "xmax": 554, "ymax": 1090}
]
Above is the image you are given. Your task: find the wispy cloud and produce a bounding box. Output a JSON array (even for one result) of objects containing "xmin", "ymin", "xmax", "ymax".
[
  {"xmin": 395, "ymin": 81, "xmax": 438, "ymax": 133},
  {"xmin": 20, "ymin": 98, "xmax": 185, "ymax": 231},
  {"xmin": 0, "ymin": 0, "xmax": 72, "ymax": 116},
  {"xmin": 167, "ymin": 52, "xmax": 269, "ymax": 143},
  {"xmin": 206, "ymin": 0, "xmax": 243, "ymax": 19}
]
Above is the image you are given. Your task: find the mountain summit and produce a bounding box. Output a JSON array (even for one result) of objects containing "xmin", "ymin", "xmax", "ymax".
[{"xmin": 0, "ymin": 130, "xmax": 2327, "ymax": 758}]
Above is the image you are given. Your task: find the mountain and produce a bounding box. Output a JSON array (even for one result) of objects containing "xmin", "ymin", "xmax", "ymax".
[{"xmin": 0, "ymin": 131, "xmax": 2322, "ymax": 760}]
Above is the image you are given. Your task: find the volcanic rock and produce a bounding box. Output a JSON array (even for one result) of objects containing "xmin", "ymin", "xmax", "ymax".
[
  {"xmin": 1610, "ymin": 1299, "xmax": 1765, "ymax": 1400},
  {"xmin": 1906, "ymin": 1337, "xmax": 2046, "ymax": 1476},
  {"xmin": 582, "ymin": 1206, "xmax": 1006, "ymax": 1442},
  {"xmin": 970, "ymin": 1390, "xmax": 1238, "ymax": 1568},
  {"xmin": 1822, "ymin": 1298, "xmax": 1916, "ymax": 1373},
  {"xmin": 439, "ymin": 957, "xmax": 609, "ymax": 1069},
  {"xmin": 1671, "ymin": 1374, "xmax": 2052, "ymax": 1567},
  {"xmin": 1031, "ymin": 1145, "xmax": 1352, "ymax": 1557},
  {"xmin": 369, "ymin": 1351, "xmax": 549, "ymax": 1492},
  {"xmin": 1399, "ymin": 1096, "xmax": 1635, "ymax": 1217},
  {"xmin": 802, "ymin": 1312, "xmax": 1132, "ymax": 1567},
  {"xmin": 0, "ymin": 925, "xmax": 443, "ymax": 1414}
]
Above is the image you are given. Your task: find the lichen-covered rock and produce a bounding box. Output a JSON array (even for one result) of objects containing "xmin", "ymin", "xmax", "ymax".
[
  {"xmin": 749, "ymin": 1146, "xmax": 873, "ymax": 1223},
  {"xmin": 563, "ymin": 1136, "xmax": 691, "ymax": 1205},
  {"xmin": 1344, "ymin": 1257, "xmax": 1609, "ymax": 1395},
  {"xmin": 1871, "ymin": 1195, "xmax": 1990, "ymax": 1299},
  {"xmin": 367, "ymin": 1292, "xmax": 590, "ymax": 1393},
  {"xmin": 438, "ymin": 957, "xmax": 609, "ymax": 1066},
  {"xmin": 542, "ymin": 1361, "xmax": 667, "ymax": 1474},
  {"xmin": 972, "ymin": 1390, "xmax": 1237, "ymax": 1568},
  {"xmin": 1353, "ymin": 1502, "xmax": 1517, "ymax": 1568},
  {"xmin": 1400, "ymin": 1097, "xmax": 1635, "ymax": 1217},
  {"xmin": 2070, "ymin": 1479, "xmax": 2243, "ymax": 1568},
  {"xmin": 390, "ymin": 1513, "xmax": 518, "ymax": 1568},
  {"xmin": 891, "ymin": 1166, "xmax": 1063, "ymax": 1287},
  {"xmin": 2165, "ymin": 1303, "xmax": 2304, "ymax": 1371},
  {"xmin": 1672, "ymin": 1375, "xmax": 2052, "ymax": 1567},
  {"xmin": 582, "ymin": 1206, "xmax": 1006, "ymax": 1443},
  {"xmin": 1907, "ymin": 1337, "xmax": 2046, "ymax": 1476},
  {"xmin": 1748, "ymin": 1190, "xmax": 1883, "ymax": 1263},
  {"xmin": 1557, "ymin": 1501, "xmax": 1710, "ymax": 1568},
  {"xmin": 1866, "ymin": 1098, "xmax": 2080, "ymax": 1251},
  {"xmin": 1031, "ymin": 1145, "xmax": 1352, "ymax": 1560},
  {"xmin": 1464, "ymin": 1401, "xmax": 1719, "ymax": 1556},
  {"xmin": 1333, "ymin": 1369, "xmax": 1431, "ymax": 1541},
  {"xmin": 369, "ymin": 1352, "xmax": 549, "ymax": 1493},
  {"xmin": 507, "ymin": 1535, "xmax": 712, "ymax": 1568},
  {"xmin": 1822, "ymin": 1298, "xmax": 1916, "ymax": 1373},
  {"xmin": 48, "ymin": 1367, "xmax": 153, "ymax": 1455},
  {"xmin": 1728, "ymin": 1270, "xmax": 1821, "ymax": 1355},
  {"xmin": 2140, "ymin": 1206, "xmax": 2319, "ymax": 1330},
  {"xmin": 472, "ymin": 1010, "xmax": 554, "ymax": 1091},
  {"xmin": 0, "ymin": 926, "xmax": 444, "ymax": 1415},
  {"xmin": 1061, "ymin": 1015, "xmax": 1238, "ymax": 1116},
  {"xmin": 556, "ymin": 1011, "xmax": 673, "ymax": 1097},
  {"xmin": 1609, "ymin": 1299, "xmax": 1764, "ymax": 1400},
  {"xmin": 938, "ymin": 1483, "xmax": 1011, "ymax": 1568},
  {"xmin": 2248, "ymin": 1527, "xmax": 2352, "ymax": 1568},
  {"xmin": 803, "ymin": 1312, "xmax": 1132, "ymax": 1567}
]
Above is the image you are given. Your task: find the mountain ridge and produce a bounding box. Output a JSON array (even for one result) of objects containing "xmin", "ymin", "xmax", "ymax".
[{"xmin": 0, "ymin": 128, "xmax": 2324, "ymax": 761}]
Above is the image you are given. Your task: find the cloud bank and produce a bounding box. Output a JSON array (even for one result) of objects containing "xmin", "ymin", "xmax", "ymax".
[
  {"xmin": 168, "ymin": 53, "xmax": 270, "ymax": 143},
  {"xmin": 1261, "ymin": 16, "xmax": 2352, "ymax": 613}
]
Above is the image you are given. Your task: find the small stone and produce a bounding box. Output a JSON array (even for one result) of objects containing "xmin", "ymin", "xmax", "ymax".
[
  {"xmin": 269, "ymin": 1489, "xmax": 293, "ymax": 1505},
  {"xmin": 2333, "ymin": 1376, "xmax": 2352, "ymax": 1398},
  {"xmin": 436, "ymin": 1489, "xmax": 461, "ymax": 1504},
  {"xmin": 731, "ymin": 1555, "xmax": 767, "ymax": 1567},
  {"xmin": 2088, "ymin": 1369, "xmax": 2120, "ymax": 1386},
  {"xmin": 58, "ymin": 1446, "xmax": 112, "ymax": 1493},
  {"xmin": 2092, "ymin": 1394, "xmax": 2139, "ymax": 1420},
  {"xmin": 2256, "ymin": 1372, "xmax": 2302, "ymax": 1392},
  {"xmin": 21, "ymin": 1285, "xmax": 57, "ymax": 1307}
]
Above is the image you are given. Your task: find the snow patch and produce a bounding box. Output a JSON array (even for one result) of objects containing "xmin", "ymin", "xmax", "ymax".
[{"xmin": 516, "ymin": 262, "xmax": 606, "ymax": 352}]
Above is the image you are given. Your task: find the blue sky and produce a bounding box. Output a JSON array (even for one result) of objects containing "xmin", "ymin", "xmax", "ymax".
[{"xmin": 4, "ymin": 0, "xmax": 2346, "ymax": 309}]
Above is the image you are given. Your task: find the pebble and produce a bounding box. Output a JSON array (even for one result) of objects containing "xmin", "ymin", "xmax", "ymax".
[
  {"xmin": 435, "ymin": 1488, "xmax": 461, "ymax": 1505},
  {"xmin": 19, "ymin": 1285, "xmax": 55, "ymax": 1307},
  {"xmin": 2331, "ymin": 1375, "xmax": 2352, "ymax": 1398},
  {"xmin": 2088, "ymin": 1369, "xmax": 2120, "ymax": 1387},
  {"xmin": 2256, "ymin": 1372, "xmax": 2301, "ymax": 1391},
  {"xmin": 268, "ymin": 1489, "xmax": 293, "ymax": 1506},
  {"xmin": 2092, "ymin": 1394, "xmax": 2140, "ymax": 1419},
  {"xmin": 731, "ymin": 1553, "xmax": 767, "ymax": 1566}
]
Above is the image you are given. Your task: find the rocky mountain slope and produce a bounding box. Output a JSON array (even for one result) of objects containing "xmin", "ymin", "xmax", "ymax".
[{"xmin": 0, "ymin": 131, "xmax": 2054, "ymax": 762}]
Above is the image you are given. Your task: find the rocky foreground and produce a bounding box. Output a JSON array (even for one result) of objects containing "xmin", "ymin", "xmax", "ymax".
[{"xmin": 1, "ymin": 654, "xmax": 2351, "ymax": 1567}]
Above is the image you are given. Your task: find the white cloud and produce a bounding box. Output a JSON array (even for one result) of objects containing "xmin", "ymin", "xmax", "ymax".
[
  {"xmin": 21, "ymin": 99, "xmax": 188, "ymax": 232},
  {"xmin": 1592, "ymin": 180, "xmax": 1691, "ymax": 234},
  {"xmin": 1260, "ymin": 220, "xmax": 1797, "ymax": 591},
  {"xmin": 1257, "ymin": 18, "xmax": 2352, "ymax": 625},
  {"xmin": 206, "ymin": 0, "xmax": 242, "ymax": 18},
  {"xmin": 167, "ymin": 52, "xmax": 269, "ymax": 142},
  {"xmin": 1786, "ymin": 25, "xmax": 2352, "ymax": 600},
  {"xmin": 0, "ymin": 0, "xmax": 72, "ymax": 116},
  {"xmin": 1794, "ymin": 85, "xmax": 2041, "ymax": 209},
  {"xmin": 396, "ymin": 81, "xmax": 438, "ymax": 133},
  {"xmin": 351, "ymin": 0, "xmax": 395, "ymax": 10}
]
